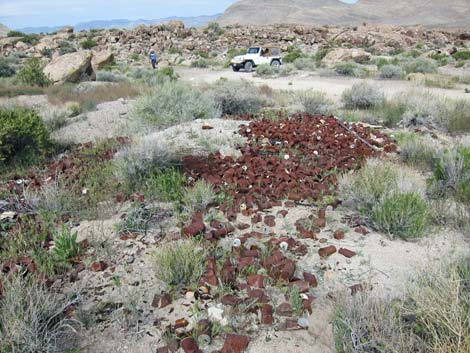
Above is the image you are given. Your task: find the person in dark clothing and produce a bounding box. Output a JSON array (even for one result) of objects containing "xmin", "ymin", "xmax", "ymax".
[{"xmin": 150, "ymin": 50, "xmax": 157, "ymax": 69}]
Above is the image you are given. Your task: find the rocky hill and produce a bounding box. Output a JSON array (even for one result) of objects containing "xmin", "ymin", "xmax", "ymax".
[
  {"xmin": 219, "ymin": 0, "xmax": 470, "ymax": 27},
  {"xmin": 0, "ymin": 24, "xmax": 10, "ymax": 37}
]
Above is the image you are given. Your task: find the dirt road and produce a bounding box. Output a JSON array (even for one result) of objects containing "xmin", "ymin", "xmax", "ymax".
[{"xmin": 175, "ymin": 67, "xmax": 470, "ymax": 103}]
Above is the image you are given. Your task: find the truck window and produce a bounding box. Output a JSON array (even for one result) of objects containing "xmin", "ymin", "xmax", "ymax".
[{"xmin": 247, "ymin": 47, "xmax": 260, "ymax": 54}]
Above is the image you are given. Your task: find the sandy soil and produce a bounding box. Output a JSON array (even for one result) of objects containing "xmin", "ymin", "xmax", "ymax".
[{"xmin": 175, "ymin": 67, "xmax": 470, "ymax": 103}]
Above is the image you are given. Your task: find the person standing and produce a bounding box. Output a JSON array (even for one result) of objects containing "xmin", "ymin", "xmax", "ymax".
[{"xmin": 150, "ymin": 50, "xmax": 157, "ymax": 69}]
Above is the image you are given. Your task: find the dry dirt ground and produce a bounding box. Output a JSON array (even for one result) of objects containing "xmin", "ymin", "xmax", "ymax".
[{"xmin": 176, "ymin": 67, "xmax": 470, "ymax": 103}]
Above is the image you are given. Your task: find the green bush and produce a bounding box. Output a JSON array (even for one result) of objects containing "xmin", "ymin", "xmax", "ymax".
[
  {"xmin": 0, "ymin": 108, "xmax": 52, "ymax": 164},
  {"xmin": 0, "ymin": 275, "xmax": 79, "ymax": 353},
  {"xmin": 58, "ymin": 40, "xmax": 76, "ymax": 55},
  {"xmin": 315, "ymin": 48, "xmax": 330, "ymax": 63},
  {"xmin": 208, "ymin": 79, "xmax": 263, "ymax": 115},
  {"xmin": 0, "ymin": 58, "xmax": 15, "ymax": 77},
  {"xmin": 81, "ymin": 39, "xmax": 97, "ymax": 49},
  {"xmin": 297, "ymin": 89, "xmax": 334, "ymax": 115},
  {"xmin": 342, "ymin": 82, "xmax": 385, "ymax": 109},
  {"xmin": 398, "ymin": 134, "xmax": 438, "ymax": 169},
  {"xmin": 7, "ymin": 30, "xmax": 25, "ymax": 37},
  {"xmin": 283, "ymin": 48, "xmax": 304, "ymax": 63},
  {"xmin": 17, "ymin": 58, "xmax": 51, "ymax": 87},
  {"xmin": 452, "ymin": 51, "xmax": 470, "ymax": 61},
  {"xmin": 372, "ymin": 192, "xmax": 427, "ymax": 239},
  {"xmin": 133, "ymin": 81, "xmax": 220, "ymax": 129},
  {"xmin": 334, "ymin": 62, "xmax": 358, "ymax": 76},
  {"xmin": 293, "ymin": 57, "xmax": 316, "ymax": 71},
  {"xmin": 52, "ymin": 226, "xmax": 81, "ymax": 263},
  {"xmin": 255, "ymin": 63, "xmax": 281, "ymax": 77},
  {"xmin": 402, "ymin": 58, "xmax": 438, "ymax": 74},
  {"xmin": 182, "ymin": 180, "xmax": 216, "ymax": 215},
  {"xmin": 340, "ymin": 159, "xmax": 428, "ymax": 239},
  {"xmin": 378, "ymin": 64, "xmax": 403, "ymax": 79},
  {"xmin": 140, "ymin": 66, "xmax": 179, "ymax": 86},
  {"xmin": 447, "ymin": 99, "xmax": 470, "ymax": 134},
  {"xmin": 153, "ymin": 240, "xmax": 207, "ymax": 289}
]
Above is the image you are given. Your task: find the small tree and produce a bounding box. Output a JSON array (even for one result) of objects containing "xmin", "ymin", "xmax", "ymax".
[{"xmin": 17, "ymin": 58, "xmax": 51, "ymax": 87}]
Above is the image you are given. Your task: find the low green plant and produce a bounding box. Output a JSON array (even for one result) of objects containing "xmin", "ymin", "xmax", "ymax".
[
  {"xmin": 402, "ymin": 57, "xmax": 438, "ymax": 74},
  {"xmin": 182, "ymin": 180, "xmax": 216, "ymax": 215},
  {"xmin": 283, "ymin": 48, "xmax": 304, "ymax": 63},
  {"xmin": 378, "ymin": 64, "xmax": 403, "ymax": 79},
  {"xmin": 7, "ymin": 30, "xmax": 25, "ymax": 37},
  {"xmin": 52, "ymin": 226, "xmax": 81, "ymax": 263},
  {"xmin": 398, "ymin": 134, "xmax": 438, "ymax": 169},
  {"xmin": 452, "ymin": 51, "xmax": 470, "ymax": 61},
  {"xmin": 17, "ymin": 58, "xmax": 51, "ymax": 87},
  {"xmin": 81, "ymin": 39, "xmax": 97, "ymax": 49},
  {"xmin": 208, "ymin": 79, "xmax": 263, "ymax": 115},
  {"xmin": 0, "ymin": 108, "xmax": 52, "ymax": 165},
  {"xmin": 0, "ymin": 275, "xmax": 79, "ymax": 353},
  {"xmin": 255, "ymin": 63, "xmax": 281, "ymax": 77},
  {"xmin": 153, "ymin": 240, "xmax": 207, "ymax": 289},
  {"xmin": 0, "ymin": 58, "xmax": 16, "ymax": 77},
  {"xmin": 372, "ymin": 192, "xmax": 427, "ymax": 239},
  {"xmin": 133, "ymin": 81, "xmax": 220, "ymax": 129},
  {"xmin": 342, "ymin": 82, "xmax": 385, "ymax": 110},
  {"xmin": 297, "ymin": 89, "xmax": 334, "ymax": 115}
]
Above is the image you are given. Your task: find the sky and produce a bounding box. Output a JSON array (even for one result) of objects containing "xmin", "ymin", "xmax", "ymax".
[{"xmin": 0, "ymin": 0, "xmax": 357, "ymax": 29}]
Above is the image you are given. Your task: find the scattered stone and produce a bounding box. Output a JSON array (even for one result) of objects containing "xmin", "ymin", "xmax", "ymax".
[
  {"xmin": 339, "ymin": 248, "xmax": 357, "ymax": 258},
  {"xmin": 221, "ymin": 334, "xmax": 250, "ymax": 353},
  {"xmin": 318, "ymin": 245, "xmax": 337, "ymax": 258},
  {"xmin": 90, "ymin": 261, "xmax": 107, "ymax": 272},
  {"xmin": 181, "ymin": 337, "xmax": 201, "ymax": 353},
  {"xmin": 152, "ymin": 292, "xmax": 172, "ymax": 308},
  {"xmin": 333, "ymin": 230, "xmax": 345, "ymax": 240},
  {"xmin": 276, "ymin": 302, "xmax": 293, "ymax": 317}
]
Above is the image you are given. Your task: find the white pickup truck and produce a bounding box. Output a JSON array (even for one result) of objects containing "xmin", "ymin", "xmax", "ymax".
[{"xmin": 230, "ymin": 46, "xmax": 282, "ymax": 72}]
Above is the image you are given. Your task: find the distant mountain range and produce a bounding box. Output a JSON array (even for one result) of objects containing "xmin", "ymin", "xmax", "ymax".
[
  {"xmin": 219, "ymin": 0, "xmax": 470, "ymax": 27},
  {"xmin": 0, "ymin": 23, "xmax": 9, "ymax": 37},
  {"xmin": 15, "ymin": 14, "xmax": 221, "ymax": 34}
]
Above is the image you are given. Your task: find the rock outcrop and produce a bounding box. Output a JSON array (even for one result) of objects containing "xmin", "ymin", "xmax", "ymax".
[
  {"xmin": 91, "ymin": 50, "xmax": 115, "ymax": 71},
  {"xmin": 322, "ymin": 48, "xmax": 371, "ymax": 67},
  {"xmin": 44, "ymin": 50, "xmax": 95, "ymax": 84},
  {"xmin": 218, "ymin": 0, "xmax": 470, "ymax": 28}
]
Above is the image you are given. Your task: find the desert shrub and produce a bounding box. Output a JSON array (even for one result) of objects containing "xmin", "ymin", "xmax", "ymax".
[
  {"xmin": 314, "ymin": 48, "xmax": 330, "ymax": 63},
  {"xmin": 333, "ymin": 256, "xmax": 470, "ymax": 353},
  {"xmin": 42, "ymin": 106, "xmax": 76, "ymax": 131},
  {"xmin": 7, "ymin": 30, "xmax": 25, "ymax": 37},
  {"xmin": 293, "ymin": 57, "xmax": 316, "ymax": 70},
  {"xmin": 402, "ymin": 57, "xmax": 437, "ymax": 74},
  {"xmin": 0, "ymin": 108, "xmax": 52, "ymax": 165},
  {"xmin": 17, "ymin": 58, "xmax": 51, "ymax": 87},
  {"xmin": 182, "ymin": 180, "xmax": 216, "ymax": 215},
  {"xmin": 255, "ymin": 63, "xmax": 281, "ymax": 77},
  {"xmin": 0, "ymin": 275, "xmax": 78, "ymax": 353},
  {"xmin": 283, "ymin": 48, "xmax": 304, "ymax": 63},
  {"xmin": 40, "ymin": 47, "xmax": 53, "ymax": 58},
  {"xmin": 0, "ymin": 58, "xmax": 16, "ymax": 78},
  {"xmin": 334, "ymin": 61, "xmax": 358, "ymax": 76},
  {"xmin": 208, "ymin": 79, "xmax": 263, "ymax": 115},
  {"xmin": 191, "ymin": 58, "xmax": 211, "ymax": 68},
  {"xmin": 81, "ymin": 39, "xmax": 97, "ymax": 49},
  {"xmin": 153, "ymin": 240, "xmax": 207, "ymax": 289},
  {"xmin": 96, "ymin": 70, "xmax": 126, "ymax": 82},
  {"xmin": 297, "ymin": 89, "xmax": 334, "ymax": 115},
  {"xmin": 453, "ymin": 51, "xmax": 470, "ymax": 61},
  {"xmin": 133, "ymin": 81, "xmax": 220, "ymax": 129},
  {"xmin": 378, "ymin": 64, "xmax": 403, "ymax": 79},
  {"xmin": 333, "ymin": 293, "xmax": 423, "ymax": 353},
  {"xmin": 340, "ymin": 159, "xmax": 427, "ymax": 239},
  {"xmin": 58, "ymin": 41, "xmax": 76, "ymax": 55},
  {"xmin": 140, "ymin": 167, "xmax": 186, "ymax": 201},
  {"xmin": 342, "ymin": 82, "xmax": 385, "ymax": 109},
  {"xmin": 447, "ymin": 99, "xmax": 470, "ymax": 134},
  {"xmin": 138, "ymin": 66, "xmax": 178, "ymax": 86},
  {"xmin": 372, "ymin": 192, "xmax": 427, "ymax": 239},
  {"xmin": 430, "ymin": 147, "xmax": 470, "ymax": 203},
  {"xmin": 398, "ymin": 134, "xmax": 438, "ymax": 169},
  {"xmin": 114, "ymin": 136, "xmax": 182, "ymax": 183},
  {"xmin": 52, "ymin": 226, "xmax": 81, "ymax": 263}
]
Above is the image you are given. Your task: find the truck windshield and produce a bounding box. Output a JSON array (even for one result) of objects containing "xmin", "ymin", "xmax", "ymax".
[{"xmin": 247, "ymin": 48, "xmax": 260, "ymax": 54}]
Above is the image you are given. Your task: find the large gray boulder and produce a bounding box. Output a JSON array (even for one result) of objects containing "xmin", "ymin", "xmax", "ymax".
[
  {"xmin": 44, "ymin": 50, "xmax": 95, "ymax": 84},
  {"xmin": 91, "ymin": 50, "xmax": 115, "ymax": 71}
]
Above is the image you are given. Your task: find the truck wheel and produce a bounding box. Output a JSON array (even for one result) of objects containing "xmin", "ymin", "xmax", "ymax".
[
  {"xmin": 271, "ymin": 60, "xmax": 281, "ymax": 68},
  {"xmin": 232, "ymin": 65, "xmax": 240, "ymax": 72},
  {"xmin": 244, "ymin": 61, "xmax": 253, "ymax": 72}
]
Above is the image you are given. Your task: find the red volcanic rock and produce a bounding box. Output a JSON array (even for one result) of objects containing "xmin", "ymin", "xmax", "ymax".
[
  {"xmin": 333, "ymin": 230, "xmax": 345, "ymax": 240},
  {"xmin": 303, "ymin": 272, "xmax": 318, "ymax": 287},
  {"xmin": 90, "ymin": 261, "xmax": 107, "ymax": 272},
  {"xmin": 264, "ymin": 215, "xmax": 276, "ymax": 227},
  {"xmin": 289, "ymin": 280, "xmax": 309, "ymax": 293},
  {"xmin": 261, "ymin": 304, "xmax": 274, "ymax": 324},
  {"xmin": 152, "ymin": 292, "xmax": 172, "ymax": 308},
  {"xmin": 181, "ymin": 337, "xmax": 201, "ymax": 353},
  {"xmin": 221, "ymin": 334, "xmax": 250, "ymax": 353},
  {"xmin": 183, "ymin": 212, "xmax": 206, "ymax": 237},
  {"xmin": 339, "ymin": 248, "xmax": 357, "ymax": 258},
  {"xmin": 355, "ymin": 226, "xmax": 370, "ymax": 235},
  {"xmin": 276, "ymin": 302, "xmax": 293, "ymax": 317},
  {"xmin": 247, "ymin": 274, "xmax": 265, "ymax": 288},
  {"xmin": 318, "ymin": 245, "xmax": 337, "ymax": 258}
]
